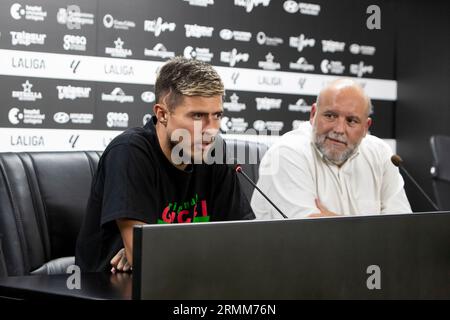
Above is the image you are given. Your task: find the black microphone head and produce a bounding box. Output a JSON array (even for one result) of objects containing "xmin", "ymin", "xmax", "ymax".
[{"xmin": 391, "ymin": 154, "xmax": 403, "ymax": 167}]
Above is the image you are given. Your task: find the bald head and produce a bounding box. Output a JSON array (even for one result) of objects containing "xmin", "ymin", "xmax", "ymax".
[
  {"xmin": 310, "ymin": 78, "xmax": 373, "ymax": 166},
  {"xmin": 316, "ymin": 79, "xmax": 372, "ymax": 117}
]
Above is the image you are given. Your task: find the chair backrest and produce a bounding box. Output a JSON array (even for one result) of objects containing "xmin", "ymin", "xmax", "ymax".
[
  {"xmin": 0, "ymin": 236, "xmax": 7, "ymax": 277},
  {"xmin": 0, "ymin": 151, "xmax": 101, "ymax": 276},
  {"xmin": 221, "ymin": 137, "xmax": 270, "ymax": 202},
  {"xmin": 430, "ymin": 135, "xmax": 450, "ymax": 210}
]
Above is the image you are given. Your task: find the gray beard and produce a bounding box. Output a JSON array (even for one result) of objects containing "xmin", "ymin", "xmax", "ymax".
[{"xmin": 313, "ymin": 130, "xmax": 358, "ymax": 166}]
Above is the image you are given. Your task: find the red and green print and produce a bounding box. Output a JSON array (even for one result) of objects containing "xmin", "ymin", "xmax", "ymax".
[{"xmin": 157, "ymin": 193, "xmax": 210, "ymax": 224}]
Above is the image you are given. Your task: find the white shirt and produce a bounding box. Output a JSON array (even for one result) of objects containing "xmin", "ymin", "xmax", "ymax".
[{"xmin": 251, "ymin": 122, "xmax": 412, "ymax": 219}]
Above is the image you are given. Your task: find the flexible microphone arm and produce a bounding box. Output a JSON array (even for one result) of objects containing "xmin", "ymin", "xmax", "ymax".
[
  {"xmin": 391, "ymin": 155, "xmax": 440, "ymax": 211},
  {"xmin": 235, "ymin": 165, "xmax": 288, "ymax": 219}
]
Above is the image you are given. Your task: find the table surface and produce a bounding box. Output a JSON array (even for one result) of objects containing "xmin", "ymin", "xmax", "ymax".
[{"xmin": 0, "ymin": 272, "xmax": 132, "ymax": 300}]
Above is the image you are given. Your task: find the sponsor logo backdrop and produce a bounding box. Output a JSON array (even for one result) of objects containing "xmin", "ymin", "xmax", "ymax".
[{"xmin": 0, "ymin": 0, "xmax": 396, "ymax": 151}]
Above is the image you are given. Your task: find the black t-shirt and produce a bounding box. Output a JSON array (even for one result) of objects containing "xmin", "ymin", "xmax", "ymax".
[{"xmin": 75, "ymin": 117, "xmax": 255, "ymax": 272}]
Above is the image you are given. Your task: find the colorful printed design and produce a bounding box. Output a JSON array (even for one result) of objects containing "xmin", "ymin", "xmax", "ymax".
[{"xmin": 157, "ymin": 193, "xmax": 210, "ymax": 224}]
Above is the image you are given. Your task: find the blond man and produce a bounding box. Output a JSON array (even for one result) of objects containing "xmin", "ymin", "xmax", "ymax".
[{"xmin": 76, "ymin": 57, "xmax": 254, "ymax": 273}]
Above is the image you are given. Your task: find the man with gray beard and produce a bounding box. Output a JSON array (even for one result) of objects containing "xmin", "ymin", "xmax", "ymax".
[{"xmin": 251, "ymin": 78, "xmax": 411, "ymax": 219}]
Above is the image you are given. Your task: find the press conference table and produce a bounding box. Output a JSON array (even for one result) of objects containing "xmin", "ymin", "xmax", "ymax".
[
  {"xmin": 1, "ymin": 211, "xmax": 450, "ymax": 300},
  {"xmin": 0, "ymin": 272, "xmax": 131, "ymax": 300}
]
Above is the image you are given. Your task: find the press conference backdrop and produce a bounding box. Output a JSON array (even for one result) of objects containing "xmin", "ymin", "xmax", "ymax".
[{"xmin": 0, "ymin": 0, "xmax": 396, "ymax": 152}]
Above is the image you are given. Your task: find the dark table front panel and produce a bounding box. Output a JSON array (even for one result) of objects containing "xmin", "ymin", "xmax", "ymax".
[{"xmin": 0, "ymin": 273, "xmax": 131, "ymax": 300}]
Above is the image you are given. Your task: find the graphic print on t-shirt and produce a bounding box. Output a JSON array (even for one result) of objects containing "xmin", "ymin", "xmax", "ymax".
[{"xmin": 157, "ymin": 193, "xmax": 210, "ymax": 224}]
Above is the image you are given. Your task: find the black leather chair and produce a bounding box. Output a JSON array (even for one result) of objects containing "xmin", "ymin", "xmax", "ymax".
[
  {"xmin": 0, "ymin": 138, "xmax": 269, "ymax": 277},
  {"xmin": 0, "ymin": 236, "xmax": 7, "ymax": 277},
  {"xmin": 430, "ymin": 135, "xmax": 450, "ymax": 210},
  {"xmin": 0, "ymin": 151, "xmax": 101, "ymax": 276}
]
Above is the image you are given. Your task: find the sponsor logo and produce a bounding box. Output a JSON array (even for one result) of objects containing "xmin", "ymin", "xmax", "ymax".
[
  {"xmin": 68, "ymin": 134, "xmax": 79, "ymax": 148},
  {"xmin": 289, "ymin": 34, "xmax": 315, "ymax": 52},
  {"xmin": 10, "ymin": 135, "xmax": 44, "ymax": 146},
  {"xmin": 292, "ymin": 119, "xmax": 307, "ymax": 130},
  {"xmin": 53, "ymin": 112, "xmax": 69, "ymax": 124},
  {"xmin": 185, "ymin": 24, "xmax": 214, "ymax": 38},
  {"xmin": 8, "ymin": 107, "xmax": 45, "ymax": 125},
  {"xmin": 220, "ymin": 116, "xmax": 248, "ymax": 132},
  {"xmin": 10, "ymin": 3, "xmax": 47, "ymax": 21},
  {"xmin": 223, "ymin": 93, "xmax": 246, "ymax": 112},
  {"xmin": 183, "ymin": 0, "xmax": 214, "ymax": 7},
  {"xmin": 143, "ymin": 114, "xmax": 152, "ymax": 125},
  {"xmin": 57, "ymin": 6, "xmax": 94, "ymax": 30},
  {"xmin": 350, "ymin": 61, "xmax": 374, "ymax": 77},
  {"xmin": 283, "ymin": 1, "xmax": 320, "ymax": 15},
  {"xmin": 320, "ymin": 59, "xmax": 345, "ymax": 74},
  {"xmin": 104, "ymin": 63, "xmax": 134, "ymax": 76},
  {"xmin": 258, "ymin": 76, "xmax": 282, "ymax": 86},
  {"xmin": 298, "ymin": 77, "xmax": 307, "ymax": 89},
  {"xmin": 288, "ymin": 98, "xmax": 311, "ymax": 112},
  {"xmin": 56, "ymin": 85, "xmax": 91, "ymax": 100},
  {"xmin": 231, "ymin": 72, "xmax": 240, "ymax": 85},
  {"xmin": 70, "ymin": 59, "xmax": 81, "ymax": 74},
  {"xmin": 253, "ymin": 120, "xmax": 284, "ymax": 131},
  {"xmin": 141, "ymin": 91, "xmax": 155, "ymax": 103},
  {"xmin": 102, "ymin": 136, "xmax": 114, "ymax": 147},
  {"xmin": 106, "ymin": 112, "xmax": 129, "ymax": 128},
  {"xmin": 256, "ymin": 97, "xmax": 282, "ymax": 111},
  {"xmin": 184, "ymin": 46, "xmax": 214, "ymax": 62},
  {"xmin": 256, "ymin": 32, "xmax": 283, "ymax": 46},
  {"xmin": 144, "ymin": 17, "xmax": 176, "ymax": 36},
  {"xmin": 10, "ymin": 31, "xmax": 46, "ymax": 46},
  {"xmin": 349, "ymin": 43, "xmax": 376, "ymax": 55},
  {"xmin": 258, "ymin": 52, "xmax": 281, "ymax": 70},
  {"xmin": 105, "ymin": 37, "xmax": 132, "ymax": 58},
  {"xmin": 103, "ymin": 14, "xmax": 135, "ymax": 30},
  {"xmin": 63, "ymin": 34, "xmax": 86, "ymax": 51},
  {"xmin": 12, "ymin": 80, "xmax": 42, "ymax": 101},
  {"xmin": 11, "ymin": 57, "xmax": 45, "ymax": 70},
  {"xmin": 54, "ymin": 112, "xmax": 93, "ymax": 124},
  {"xmin": 322, "ymin": 40, "xmax": 345, "ymax": 53},
  {"xmin": 219, "ymin": 29, "xmax": 252, "ymax": 41},
  {"xmin": 220, "ymin": 48, "xmax": 249, "ymax": 67},
  {"xmin": 144, "ymin": 43, "xmax": 175, "ymax": 59},
  {"xmin": 289, "ymin": 57, "xmax": 315, "ymax": 71},
  {"xmin": 102, "ymin": 88, "xmax": 134, "ymax": 103},
  {"xmin": 234, "ymin": 0, "xmax": 271, "ymax": 13}
]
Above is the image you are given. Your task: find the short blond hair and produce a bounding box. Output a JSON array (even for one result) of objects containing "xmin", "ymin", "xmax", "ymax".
[{"xmin": 155, "ymin": 57, "xmax": 224, "ymax": 111}]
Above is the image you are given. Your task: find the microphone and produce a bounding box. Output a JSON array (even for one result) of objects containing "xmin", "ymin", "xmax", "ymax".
[
  {"xmin": 234, "ymin": 164, "xmax": 288, "ymax": 219},
  {"xmin": 391, "ymin": 154, "xmax": 439, "ymax": 211}
]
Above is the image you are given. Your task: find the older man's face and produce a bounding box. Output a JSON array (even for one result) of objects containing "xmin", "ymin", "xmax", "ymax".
[{"xmin": 310, "ymin": 87, "xmax": 372, "ymax": 166}]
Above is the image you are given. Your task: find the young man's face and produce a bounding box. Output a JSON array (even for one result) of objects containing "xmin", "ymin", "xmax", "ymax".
[
  {"xmin": 166, "ymin": 95, "xmax": 223, "ymax": 163},
  {"xmin": 310, "ymin": 87, "xmax": 372, "ymax": 166}
]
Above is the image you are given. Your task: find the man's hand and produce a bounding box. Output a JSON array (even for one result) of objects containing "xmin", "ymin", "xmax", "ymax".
[
  {"xmin": 110, "ymin": 248, "xmax": 132, "ymax": 273},
  {"xmin": 115, "ymin": 218, "xmax": 146, "ymax": 272},
  {"xmin": 307, "ymin": 199, "xmax": 341, "ymax": 218}
]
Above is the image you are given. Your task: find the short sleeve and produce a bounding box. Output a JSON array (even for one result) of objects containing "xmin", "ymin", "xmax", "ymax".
[{"xmin": 100, "ymin": 142, "xmax": 157, "ymax": 225}]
